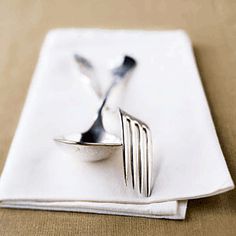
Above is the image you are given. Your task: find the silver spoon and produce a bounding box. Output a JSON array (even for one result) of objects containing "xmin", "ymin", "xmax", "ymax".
[
  {"xmin": 80, "ymin": 55, "xmax": 136, "ymax": 143},
  {"xmin": 55, "ymin": 55, "xmax": 137, "ymax": 161}
]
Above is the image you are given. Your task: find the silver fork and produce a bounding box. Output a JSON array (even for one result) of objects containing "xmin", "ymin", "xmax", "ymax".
[
  {"xmin": 120, "ymin": 109, "xmax": 153, "ymax": 197},
  {"xmin": 74, "ymin": 54, "xmax": 102, "ymax": 98}
]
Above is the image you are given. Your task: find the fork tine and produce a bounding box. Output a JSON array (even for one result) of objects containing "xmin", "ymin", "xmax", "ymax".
[
  {"xmin": 143, "ymin": 126, "xmax": 149, "ymax": 197},
  {"xmin": 120, "ymin": 110, "xmax": 131, "ymax": 186},
  {"xmin": 146, "ymin": 126, "xmax": 152, "ymax": 197},
  {"xmin": 140, "ymin": 125, "xmax": 146, "ymax": 197},
  {"xmin": 142, "ymin": 124, "xmax": 152, "ymax": 197},
  {"xmin": 127, "ymin": 118, "xmax": 135, "ymax": 189},
  {"xmin": 130, "ymin": 120, "xmax": 141, "ymax": 191},
  {"xmin": 135, "ymin": 122, "xmax": 143, "ymax": 194}
]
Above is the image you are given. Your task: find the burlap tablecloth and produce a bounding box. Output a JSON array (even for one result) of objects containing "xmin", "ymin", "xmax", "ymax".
[{"xmin": 0, "ymin": 1, "xmax": 235, "ymax": 235}]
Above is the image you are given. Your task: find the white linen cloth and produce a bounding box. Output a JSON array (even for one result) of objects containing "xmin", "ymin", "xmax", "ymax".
[{"xmin": 0, "ymin": 29, "xmax": 234, "ymax": 220}]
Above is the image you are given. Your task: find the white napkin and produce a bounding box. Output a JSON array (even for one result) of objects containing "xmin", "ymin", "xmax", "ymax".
[{"xmin": 0, "ymin": 29, "xmax": 234, "ymax": 220}]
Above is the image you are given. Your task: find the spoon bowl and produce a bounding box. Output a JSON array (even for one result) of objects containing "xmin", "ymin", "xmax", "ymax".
[{"xmin": 55, "ymin": 133, "xmax": 121, "ymax": 162}]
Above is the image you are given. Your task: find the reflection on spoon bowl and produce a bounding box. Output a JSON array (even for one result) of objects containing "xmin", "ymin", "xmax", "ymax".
[{"xmin": 54, "ymin": 133, "xmax": 122, "ymax": 162}]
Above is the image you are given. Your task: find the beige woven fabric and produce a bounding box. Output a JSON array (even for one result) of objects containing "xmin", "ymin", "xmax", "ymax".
[{"xmin": 0, "ymin": 0, "xmax": 235, "ymax": 235}]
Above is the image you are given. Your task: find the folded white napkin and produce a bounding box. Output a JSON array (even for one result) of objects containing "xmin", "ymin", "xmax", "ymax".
[{"xmin": 0, "ymin": 29, "xmax": 234, "ymax": 220}]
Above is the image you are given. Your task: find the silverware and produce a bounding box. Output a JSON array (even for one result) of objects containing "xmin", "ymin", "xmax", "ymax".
[
  {"xmin": 74, "ymin": 54, "xmax": 102, "ymax": 98},
  {"xmin": 79, "ymin": 55, "xmax": 136, "ymax": 143},
  {"xmin": 120, "ymin": 109, "xmax": 153, "ymax": 197},
  {"xmin": 55, "ymin": 56, "xmax": 136, "ymax": 161}
]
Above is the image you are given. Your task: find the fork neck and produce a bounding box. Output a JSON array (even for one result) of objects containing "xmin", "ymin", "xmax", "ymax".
[{"xmin": 97, "ymin": 78, "xmax": 118, "ymax": 116}]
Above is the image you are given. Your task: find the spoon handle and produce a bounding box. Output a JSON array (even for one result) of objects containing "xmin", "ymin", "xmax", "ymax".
[{"xmin": 97, "ymin": 56, "xmax": 137, "ymax": 115}]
